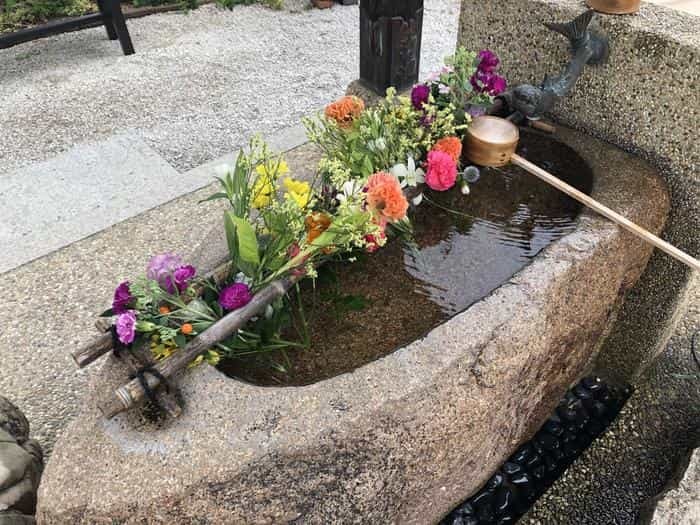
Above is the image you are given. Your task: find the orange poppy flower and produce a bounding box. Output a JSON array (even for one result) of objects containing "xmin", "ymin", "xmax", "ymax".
[
  {"xmin": 366, "ymin": 172, "xmax": 409, "ymax": 222},
  {"xmin": 305, "ymin": 212, "xmax": 332, "ymax": 244},
  {"xmin": 324, "ymin": 96, "xmax": 365, "ymax": 128},
  {"xmin": 432, "ymin": 136, "xmax": 463, "ymax": 163}
]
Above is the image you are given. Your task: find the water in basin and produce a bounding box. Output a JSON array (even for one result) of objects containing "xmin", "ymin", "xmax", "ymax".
[{"xmin": 219, "ymin": 130, "xmax": 594, "ymax": 386}]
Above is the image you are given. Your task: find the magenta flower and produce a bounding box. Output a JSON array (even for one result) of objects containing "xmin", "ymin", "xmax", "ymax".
[
  {"xmin": 112, "ymin": 281, "xmax": 133, "ymax": 315},
  {"xmin": 486, "ymin": 74, "xmax": 507, "ymax": 95},
  {"xmin": 146, "ymin": 253, "xmax": 196, "ymax": 294},
  {"xmin": 425, "ymin": 150, "xmax": 458, "ymax": 191},
  {"xmin": 411, "ymin": 84, "xmax": 430, "ymax": 110},
  {"xmin": 116, "ymin": 310, "xmax": 137, "ymax": 345},
  {"xmin": 470, "ymin": 71, "xmax": 507, "ymax": 96},
  {"xmin": 219, "ymin": 283, "xmax": 253, "ymax": 311},
  {"xmin": 172, "ymin": 265, "xmax": 196, "ymax": 293},
  {"xmin": 477, "ymin": 49, "xmax": 500, "ymax": 73}
]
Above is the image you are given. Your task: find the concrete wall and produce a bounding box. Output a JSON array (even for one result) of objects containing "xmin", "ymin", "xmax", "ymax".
[{"xmin": 458, "ymin": 0, "xmax": 699, "ymax": 380}]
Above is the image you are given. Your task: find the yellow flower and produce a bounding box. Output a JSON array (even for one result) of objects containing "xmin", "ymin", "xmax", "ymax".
[
  {"xmin": 282, "ymin": 177, "xmax": 312, "ymax": 208},
  {"xmin": 255, "ymin": 159, "xmax": 289, "ymax": 180},
  {"xmin": 187, "ymin": 350, "xmax": 221, "ymax": 368},
  {"xmin": 251, "ymin": 176, "xmax": 275, "ymax": 209}
]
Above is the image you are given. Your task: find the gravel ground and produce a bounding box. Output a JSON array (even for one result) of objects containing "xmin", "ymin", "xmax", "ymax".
[{"xmin": 0, "ymin": 0, "xmax": 461, "ymax": 177}]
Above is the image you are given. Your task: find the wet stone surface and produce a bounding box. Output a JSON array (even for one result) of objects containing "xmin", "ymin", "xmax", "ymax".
[{"xmin": 220, "ymin": 130, "xmax": 592, "ymax": 385}]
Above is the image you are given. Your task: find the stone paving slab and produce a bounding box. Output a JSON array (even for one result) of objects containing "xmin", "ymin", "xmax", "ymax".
[
  {"xmin": 1, "ymin": 135, "xmax": 182, "ymax": 273},
  {"xmin": 0, "ymin": 1, "xmax": 461, "ymax": 176},
  {"xmin": 0, "ymin": 124, "xmax": 308, "ymax": 274}
]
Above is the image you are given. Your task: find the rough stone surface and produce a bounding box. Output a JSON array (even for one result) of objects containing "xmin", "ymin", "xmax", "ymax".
[
  {"xmin": 458, "ymin": 2, "xmax": 699, "ymax": 522},
  {"xmin": 523, "ymin": 275, "xmax": 700, "ymax": 524},
  {"xmin": 0, "ymin": 397, "xmax": 43, "ymax": 523},
  {"xmin": 37, "ymin": 127, "xmax": 669, "ymax": 524},
  {"xmin": 650, "ymin": 447, "xmax": 700, "ymax": 525}
]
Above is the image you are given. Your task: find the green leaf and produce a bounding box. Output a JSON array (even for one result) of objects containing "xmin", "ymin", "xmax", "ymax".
[
  {"xmin": 224, "ymin": 211, "xmax": 239, "ymax": 264},
  {"xmin": 99, "ymin": 308, "xmax": 115, "ymax": 318},
  {"xmin": 228, "ymin": 213, "xmax": 261, "ymax": 267},
  {"xmin": 199, "ymin": 192, "xmax": 229, "ymax": 204},
  {"xmin": 192, "ymin": 321, "xmax": 214, "ymax": 332},
  {"xmin": 174, "ymin": 334, "xmax": 187, "ymax": 348}
]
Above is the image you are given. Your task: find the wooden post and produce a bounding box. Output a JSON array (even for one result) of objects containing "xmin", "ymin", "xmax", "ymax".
[{"xmin": 98, "ymin": 277, "xmax": 297, "ymax": 419}]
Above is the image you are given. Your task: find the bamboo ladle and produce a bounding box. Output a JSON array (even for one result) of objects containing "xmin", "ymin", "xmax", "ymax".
[{"xmin": 463, "ymin": 116, "xmax": 700, "ymax": 272}]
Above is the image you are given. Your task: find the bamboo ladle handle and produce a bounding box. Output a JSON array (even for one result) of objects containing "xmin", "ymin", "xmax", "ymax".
[
  {"xmin": 510, "ymin": 154, "xmax": 699, "ymax": 271},
  {"xmin": 463, "ymin": 116, "xmax": 699, "ymax": 272}
]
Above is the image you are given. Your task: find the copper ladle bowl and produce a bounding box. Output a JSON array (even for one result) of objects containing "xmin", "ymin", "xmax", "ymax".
[{"xmin": 463, "ymin": 116, "xmax": 520, "ymax": 168}]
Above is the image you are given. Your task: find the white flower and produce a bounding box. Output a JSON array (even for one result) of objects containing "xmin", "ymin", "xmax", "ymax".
[
  {"xmin": 426, "ymin": 70, "xmax": 441, "ymax": 83},
  {"xmin": 368, "ymin": 137, "xmax": 387, "ymax": 153},
  {"xmin": 336, "ymin": 180, "xmax": 364, "ymax": 204},
  {"xmin": 460, "ymin": 181, "xmax": 471, "ymax": 195},
  {"xmin": 412, "ymin": 193, "xmax": 424, "ymax": 206},
  {"xmin": 390, "ymin": 156, "xmax": 425, "ymax": 188},
  {"xmin": 234, "ymin": 272, "xmax": 253, "ymax": 286}
]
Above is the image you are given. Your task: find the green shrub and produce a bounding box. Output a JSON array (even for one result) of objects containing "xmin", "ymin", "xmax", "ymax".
[
  {"xmin": 1, "ymin": 0, "xmax": 95, "ymax": 32},
  {"xmin": 216, "ymin": 0, "xmax": 282, "ymax": 10}
]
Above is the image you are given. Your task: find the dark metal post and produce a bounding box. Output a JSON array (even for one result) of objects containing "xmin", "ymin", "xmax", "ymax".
[{"xmin": 359, "ymin": 0, "xmax": 424, "ymax": 94}]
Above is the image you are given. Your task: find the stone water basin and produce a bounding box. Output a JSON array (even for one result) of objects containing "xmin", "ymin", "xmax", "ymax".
[{"xmin": 38, "ymin": 125, "xmax": 669, "ymax": 524}]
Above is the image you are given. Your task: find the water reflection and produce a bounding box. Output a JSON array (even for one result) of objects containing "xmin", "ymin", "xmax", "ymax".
[{"xmin": 404, "ymin": 131, "xmax": 592, "ymax": 316}]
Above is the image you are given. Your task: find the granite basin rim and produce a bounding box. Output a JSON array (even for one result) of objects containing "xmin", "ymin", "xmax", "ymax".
[{"xmin": 37, "ymin": 125, "xmax": 670, "ymax": 524}]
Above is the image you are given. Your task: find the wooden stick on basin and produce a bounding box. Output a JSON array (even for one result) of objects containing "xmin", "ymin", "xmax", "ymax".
[
  {"xmin": 463, "ymin": 116, "xmax": 700, "ymax": 272},
  {"xmin": 71, "ymin": 260, "xmax": 234, "ymax": 368},
  {"xmin": 98, "ymin": 276, "xmax": 297, "ymax": 419}
]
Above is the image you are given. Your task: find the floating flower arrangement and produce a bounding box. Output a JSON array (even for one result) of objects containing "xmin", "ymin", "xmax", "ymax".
[{"xmin": 102, "ymin": 47, "xmax": 507, "ymax": 372}]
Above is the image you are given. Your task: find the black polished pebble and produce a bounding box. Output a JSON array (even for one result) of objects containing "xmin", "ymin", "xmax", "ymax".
[
  {"xmin": 439, "ymin": 376, "xmax": 630, "ymax": 525},
  {"xmin": 502, "ymin": 462, "xmax": 522, "ymax": 476},
  {"xmin": 487, "ymin": 473, "xmax": 504, "ymax": 490},
  {"xmin": 512, "ymin": 444, "xmax": 533, "ymax": 465}
]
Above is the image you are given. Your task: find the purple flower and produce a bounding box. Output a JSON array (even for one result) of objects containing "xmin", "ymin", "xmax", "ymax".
[
  {"xmin": 467, "ymin": 105, "xmax": 487, "ymax": 117},
  {"xmin": 411, "ymin": 84, "xmax": 430, "ymax": 110},
  {"xmin": 116, "ymin": 310, "xmax": 137, "ymax": 345},
  {"xmin": 112, "ymin": 281, "xmax": 133, "ymax": 315},
  {"xmin": 218, "ymin": 283, "xmax": 253, "ymax": 311},
  {"xmin": 477, "ymin": 49, "xmax": 500, "ymax": 74},
  {"xmin": 485, "ymin": 73, "xmax": 507, "ymax": 95},
  {"xmin": 147, "ymin": 252, "xmax": 182, "ymax": 284},
  {"xmin": 146, "ymin": 253, "xmax": 196, "ymax": 294},
  {"xmin": 470, "ymin": 71, "xmax": 507, "ymax": 96},
  {"xmin": 172, "ymin": 265, "xmax": 196, "ymax": 293}
]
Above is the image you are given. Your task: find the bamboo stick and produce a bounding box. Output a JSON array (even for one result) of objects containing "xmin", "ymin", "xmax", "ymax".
[
  {"xmin": 98, "ymin": 277, "xmax": 297, "ymax": 419},
  {"xmin": 116, "ymin": 344, "xmax": 183, "ymax": 418},
  {"xmin": 511, "ymin": 153, "xmax": 700, "ymax": 271},
  {"xmin": 71, "ymin": 260, "xmax": 233, "ymax": 368}
]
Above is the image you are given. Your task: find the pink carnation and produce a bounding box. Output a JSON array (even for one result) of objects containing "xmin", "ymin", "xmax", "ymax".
[
  {"xmin": 425, "ymin": 150, "xmax": 458, "ymax": 191},
  {"xmin": 115, "ymin": 310, "xmax": 137, "ymax": 345}
]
